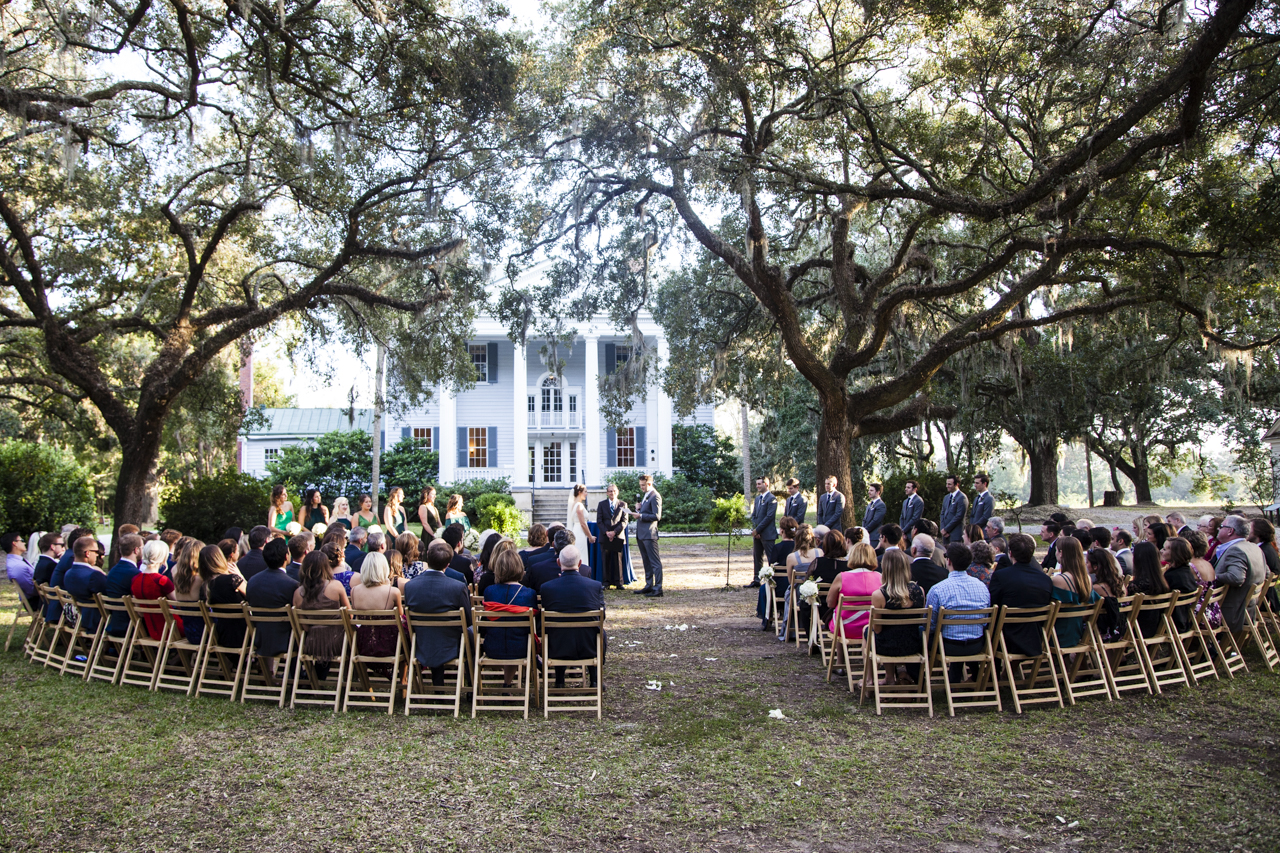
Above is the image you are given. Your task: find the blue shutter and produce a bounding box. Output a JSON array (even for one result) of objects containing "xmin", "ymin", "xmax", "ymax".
[
  {"xmin": 604, "ymin": 342, "xmax": 616, "ymax": 375},
  {"xmin": 487, "ymin": 342, "xmax": 498, "ymax": 383},
  {"xmin": 457, "ymin": 427, "xmax": 468, "ymax": 469},
  {"xmin": 636, "ymin": 426, "xmax": 646, "ymax": 466},
  {"xmin": 488, "ymin": 427, "xmax": 498, "ymax": 467},
  {"xmin": 379, "ymin": 430, "xmax": 385, "ymax": 452},
  {"xmin": 401, "ymin": 426, "xmax": 410, "ymax": 442},
  {"xmin": 432, "ymin": 427, "xmax": 439, "ymax": 453},
  {"xmin": 607, "ymin": 429, "xmax": 616, "ymax": 467}
]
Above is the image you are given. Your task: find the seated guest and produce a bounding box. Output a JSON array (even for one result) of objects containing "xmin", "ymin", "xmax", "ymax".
[
  {"xmin": 172, "ymin": 538, "xmax": 208, "ymax": 644},
  {"xmin": 474, "ymin": 532, "xmax": 509, "ymax": 595},
  {"xmin": 3, "ymin": 531, "xmax": 37, "ymax": 611},
  {"xmin": 245, "ymin": 538, "xmax": 298, "ymax": 660},
  {"xmin": 1052, "ymin": 536, "xmax": 1101, "ymax": 645},
  {"xmin": 1111, "ymin": 530, "xmax": 1134, "ymax": 576},
  {"xmin": 397, "ymin": 532, "xmax": 427, "ymax": 581},
  {"xmin": 1090, "ymin": 526, "xmax": 1112, "ymax": 553},
  {"xmin": 32, "ymin": 531, "xmax": 65, "ymax": 589},
  {"xmin": 1145, "ymin": 522, "xmax": 1171, "ymax": 550},
  {"xmin": 1087, "ymin": 546, "xmax": 1126, "ymax": 599},
  {"xmin": 441, "ymin": 525, "xmax": 476, "ymax": 584},
  {"xmin": 199, "ymin": 544, "xmax": 248, "ymax": 646},
  {"xmin": 876, "ymin": 524, "xmax": 903, "ymax": 559},
  {"xmin": 926, "ymin": 543, "xmax": 993, "ymax": 682},
  {"xmin": 104, "ymin": 533, "xmax": 144, "ymax": 636},
  {"xmin": 286, "ymin": 533, "xmax": 312, "ymax": 582},
  {"xmin": 984, "ymin": 516, "xmax": 1005, "ymax": 542},
  {"xmin": 804, "ymin": 530, "xmax": 845, "ymax": 629},
  {"xmin": 1039, "ymin": 522, "xmax": 1062, "ymax": 570},
  {"xmin": 349, "ymin": 552, "xmax": 403, "ymax": 676},
  {"xmin": 914, "ymin": 519, "xmax": 947, "ymax": 566},
  {"xmin": 403, "ymin": 540, "xmax": 472, "ymax": 686},
  {"xmin": 966, "ymin": 541, "xmax": 995, "ymax": 587},
  {"xmin": 826, "ymin": 539, "xmax": 880, "ymax": 639},
  {"xmin": 524, "ymin": 529, "xmax": 567, "ymax": 593},
  {"xmin": 786, "ymin": 525, "xmax": 824, "ymax": 577},
  {"xmin": 869, "ymin": 549, "xmax": 924, "ymax": 685},
  {"xmin": 1198, "ymin": 516, "xmax": 1222, "ymax": 563},
  {"xmin": 323, "ymin": 541, "xmax": 355, "ymax": 595},
  {"xmin": 63, "ymin": 537, "xmax": 108, "ymax": 633},
  {"xmin": 962, "ymin": 524, "xmax": 985, "ymax": 546},
  {"xmin": 909, "ymin": 534, "xmax": 947, "ymax": 594},
  {"xmin": 107, "ymin": 523, "xmax": 139, "ymax": 568},
  {"xmin": 842, "ymin": 527, "xmax": 865, "ymax": 549},
  {"xmin": 1127, "ymin": 540, "xmax": 1170, "ymax": 638},
  {"xmin": 480, "ymin": 549, "xmax": 537, "ymax": 688},
  {"xmin": 1211, "ymin": 515, "xmax": 1266, "ymax": 636},
  {"xmin": 757, "ymin": 517, "xmax": 798, "ymax": 629},
  {"xmin": 345, "ymin": 526, "xmax": 369, "ymax": 574},
  {"xmin": 236, "ymin": 526, "xmax": 271, "ymax": 581},
  {"xmin": 1160, "ymin": 537, "xmax": 1199, "ymax": 634},
  {"xmin": 540, "ymin": 545, "xmax": 606, "ymax": 688},
  {"xmin": 217, "ymin": 538, "xmax": 240, "ymax": 565},
  {"xmin": 989, "ymin": 533, "xmax": 1054, "ymax": 655},
  {"xmin": 520, "ymin": 524, "xmax": 552, "ymax": 569},
  {"xmin": 990, "ymin": 537, "xmax": 1012, "ymax": 570},
  {"xmin": 291, "ymin": 550, "xmax": 349, "ymax": 680},
  {"xmin": 45, "ymin": 526, "xmax": 94, "ymax": 624},
  {"xmin": 131, "ymin": 540, "xmax": 176, "ymax": 641},
  {"xmin": 1248, "ymin": 518, "xmax": 1279, "ymax": 578}
]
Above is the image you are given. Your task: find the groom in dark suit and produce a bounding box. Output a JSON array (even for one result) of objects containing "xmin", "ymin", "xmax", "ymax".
[{"xmin": 596, "ymin": 483, "xmax": 628, "ymax": 590}]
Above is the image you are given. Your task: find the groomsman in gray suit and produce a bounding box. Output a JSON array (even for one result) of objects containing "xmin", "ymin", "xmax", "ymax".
[
  {"xmin": 747, "ymin": 477, "xmax": 778, "ymax": 588},
  {"xmin": 938, "ymin": 474, "xmax": 969, "ymax": 544},
  {"xmin": 862, "ymin": 483, "xmax": 887, "ymax": 546},
  {"xmin": 899, "ymin": 480, "xmax": 924, "ymax": 536},
  {"xmin": 969, "ymin": 473, "xmax": 995, "ymax": 529},
  {"xmin": 631, "ymin": 474, "xmax": 664, "ymax": 598},
  {"xmin": 816, "ymin": 476, "xmax": 846, "ymax": 528},
  {"xmin": 782, "ymin": 478, "xmax": 807, "ymax": 524}
]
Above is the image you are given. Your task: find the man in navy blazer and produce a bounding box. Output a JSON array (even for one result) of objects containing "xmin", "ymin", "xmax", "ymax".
[
  {"xmin": 103, "ymin": 533, "xmax": 144, "ymax": 636},
  {"xmin": 285, "ymin": 533, "xmax": 312, "ymax": 582},
  {"xmin": 539, "ymin": 545, "xmax": 606, "ymax": 687},
  {"xmin": 989, "ymin": 534, "xmax": 1054, "ymax": 656},
  {"xmin": 782, "ymin": 478, "xmax": 807, "ymax": 524},
  {"xmin": 862, "ymin": 483, "xmax": 887, "ymax": 546},
  {"xmin": 62, "ymin": 537, "xmax": 107, "ymax": 633},
  {"xmin": 245, "ymin": 538, "xmax": 299, "ymax": 659},
  {"xmin": 345, "ymin": 526, "xmax": 368, "ymax": 574},
  {"xmin": 404, "ymin": 541, "xmax": 473, "ymax": 685},
  {"xmin": 816, "ymin": 476, "xmax": 845, "ymax": 529},
  {"xmin": 969, "ymin": 473, "xmax": 994, "ymax": 529},
  {"xmin": 236, "ymin": 526, "xmax": 272, "ymax": 581},
  {"xmin": 748, "ymin": 477, "xmax": 778, "ymax": 587},
  {"xmin": 44, "ymin": 526, "xmax": 93, "ymax": 623},
  {"xmin": 899, "ymin": 480, "xmax": 925, "ymax": 536}
]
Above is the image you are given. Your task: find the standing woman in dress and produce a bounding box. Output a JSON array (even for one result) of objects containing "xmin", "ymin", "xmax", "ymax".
[
  {"xmin": 353, "ymin": 494, "xmax": 378, "ymax": 529},
  {"xmin": 443, "ymin": 494, "xmax": 470, "ymax": 534},
  {"xmin": 331, "ymin": 497, "xmax": 354, "ymax": 530},
  {"xmin": 302, "ymin": 489, "xmax": 330, "ymax": 530},
  {"xmin": 383, "ymin": 487, "xmax": 408, "ymax": 535},
  {"xmin": 567, "ymin": 484, "xmax": 596, "ymax": 548},
  {"xmin": 268, "ymin": 486, "xmax": 294, "ymax": 532},
  {"xmin": 417, "ymin": 486, "xmax": 442, "ymax": 540}
]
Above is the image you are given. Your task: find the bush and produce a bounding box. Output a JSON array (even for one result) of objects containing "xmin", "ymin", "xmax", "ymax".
[
  {"xmin": 605, "ymin": 471, "xmax": 711, "ymax": 528},
  {"xmin": 471, "ymin": 492, "xmax": 514, "ymax": 525},
  {"xmin": 159, "ymin": 469, "xmax": 275, "ymax": 542},
  {"xmin": 380, "ymin": 439, "xmax": 439, "ymax": 505},
  {"xmin": 0, "ymin": 440, "xmax": 95, "ymax": 533},
  {"xmin": 265, "ymin": 430, "xmax": 372, "ymax": 501},
  {"xmin": 479, "ymin": 502, "xmax": 523, "ymax": 539},
  {"xmin": 673, "ymin": 424, "xmax": 741, "ymax": 498},
  {"xmin": 878, "ymin": 468, "xmax": 976, "ymax": 532},
  {"xmin": 433, "ymin": 477, "xmax": 511, "ymax": 525}
]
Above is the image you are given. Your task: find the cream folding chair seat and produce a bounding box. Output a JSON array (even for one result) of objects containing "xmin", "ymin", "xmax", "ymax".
[
  {"xmin": 119, "ymin": 597, "xmax": 170, "ymax": 690},
  {"xmin": 288, "ymin": 606, "xmax": 350, "ymax": 711},
  {"xmin": 472, "ymin": 608, "xmax": 538, "ymax": 719},
  {"xmin": 1132, "ymin": 592, "xmax": 1190, "ymax": 693},
  {"xmin": 26, "ymin": 585, "xmax": 59, "ymax": 666},
  {"xmin": 1166, "ymin": 586, "xmax": 1219, "ymax": 685},
  {"xmin": 825, "ymin": 593, "xmax": 874, "ymax": 692},
  {"xmin": 342, "ymin": 608, "xmax": 407, "ymax": 714},
  {"xmin": 764, "ymin": 565, "xmax": 789, "ymax": 640},
  {"xmin": 86, "ymin": 595, "xmax": 133, "ymax": 685},
  {"xmin": 928, "ymin": 606, "xmax": 1002, "ymax": 716},
  {"xmin": 1243, "ymin": 579, "xmax": 1278, "ymax": 672},
  {"xmin": 195, "ymin": 602, "xmax": 254, "ymax": 701},
  {"xmin": 540, "ymin": 609, "xmax": 604, "ymax": 718},
  {"xmin": 154, "ymin": 600, "xmax": 209, "ymax": 695},
  {"xmin": 404, "ymin": 608, "xmax": 471, "ymax": 717},
  {"xmin": 59, "ymin": 589, "xmax": 105, "ymax": 679},
  {"xmin": 1195, "ymin": 585, "xmax": 1247, "ymax": 678},
  {"xmin": 807, "ymin": 581, "xmax": 835, "ymax": 661},
  {"xmin": 994, "ymin": 604, "xmax": 1063, "ymax": 713},
  {"xmin": 6, "ymin": 579, "xmax": 39, "ymax": 653},
  {"xmin": 860, "ymin": 607, "xmax": 932, "ymax": 716},
  {"xmin": 240, "ymin": 605, "xmax": 296, "ymax": 706},
  {"xmin": 1097, "ymin": 594, "xmax": 1152, "ymax": 698}
]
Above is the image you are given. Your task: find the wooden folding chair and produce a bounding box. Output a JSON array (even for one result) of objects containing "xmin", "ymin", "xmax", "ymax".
[
  {"xmin": 994, "ymin": 604, "xmax": 1063, "ymax": 713},
  {"xmin": 764, "ymin": 566, "xmax": 789, "ymax": 640},
  {"xmin": 341, "ymin": 608, "xmax": 407, "ymax": 714},
  {"xmin": 1243, "ymin": 580, "xmax": 1279, "ymax": 672},
  {"xmin": 541, "ymin": 609, "xmax": 604, "ymax": 718},
  {"xmin": 6, "ymin": 579, "xmax": 38, "ymax": 653},
  {"xmin": 404, "ymin": 608, "xmax": 471, "ymax": 717},
  {"xmin": 1048, "ymin": 599, "xmax": 1111, "ymax": 704},
  {"xmin": 288, "ymin": 607, "xmax": 350, "ymax": 711},
  {"xmin": 154, "ymin": 600, "xmax": 208, "ymax": 695},
  {"xmin": 790, "ymin": 567, "xmax": 813, "ymax": 649},
  {"xmin": 1166, "ymin": 587, "xmax": 1219, "ymax": 686},
  {"xmin": 1196, "ymin": 585, "xmax": 1248, "ymax": 678},
  {"xmin": 25, "ymin": 585, "xmax": 57, "ymax": 666},
  {"xmin": 808, "ymin": 582, "xmax": 834, "ymax": 660},
  {"xmin": 119, "ymin": 597, "xmax": 170, "ymax": 690},
  {"xmin": 87, "ymin": 595, "xmax": 133, "ymax": 685},
  {"xmin": 59, "ymin": 590, "xmax": 105, "ymax": 679},
  {"xmin": 929, "ymin": 606, "xmax": 1002, "ymax": 716},
  {"xmin": 1097, "ymin": 594, "xmax": 1153, "ymax": 698},
  {"xmin": 860, "ymin": 608, "xmax": 932, "ymax": 716},
  {"xmin": 195, "ymin": 602, "xmax": 254, "ymax": 701},
  {"xmin": 1130, "ymin": 592, "xmax": 1190, "ymax": 693},
  {"xmin": 472, "ymin": 608, "xmax": 537, "ymax": 718},
  {"xmin": 240, "ymin": 605, "xmax": 296, "ymax": 706},
  {"xmin": 825, "ymin": 593, "xmax": 873, "ymax": 692}
]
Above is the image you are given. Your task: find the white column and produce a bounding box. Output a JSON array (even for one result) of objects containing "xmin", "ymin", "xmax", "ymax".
[
  {"xmin": 512, "ymin": 339, "xmax": 528, "ymax": 487},
  {"xmin": 438, "ymin": 388, "xmax": 457, "ymax": 483},
  {"xmin": 584, "ymin": 335, "xmax": 600, "ymax": 486},
  {"xmin": 644, "ymin": 335, "xmax": 659, "ymax": 473},
  {"xmin": 656, "ymin": 335, "xmax": 673, "ymax": 477}
]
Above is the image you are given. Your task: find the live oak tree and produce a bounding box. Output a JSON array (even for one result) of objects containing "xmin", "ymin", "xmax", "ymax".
[
  {"xmin": 0, "ymin": 0, "xmax": 519, "ymax": 524},
  {"xmin": 518, "ymin": 0, "xmax": 1276, "ymax": 525}
]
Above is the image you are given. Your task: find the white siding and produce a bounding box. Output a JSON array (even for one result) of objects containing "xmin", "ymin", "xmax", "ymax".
[{"xmin": 455, "ymin": 339, "xmax": 513, "ymax": 470}]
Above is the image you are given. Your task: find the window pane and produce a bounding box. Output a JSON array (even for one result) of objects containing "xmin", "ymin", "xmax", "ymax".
[
  {"xmin": 616, "ymin": 428, "xmax": 635, "ymax": 468},
  {"xmin": 469, "ymin": 345, "xmax": 488, "ymax": 382},
  {"xmin": 468, "ymin": 427, "xmax": 487, "ymax": 467},
  {"xmin": 412, "ymin": 427, "xmax": 432, "ymax": 450}
]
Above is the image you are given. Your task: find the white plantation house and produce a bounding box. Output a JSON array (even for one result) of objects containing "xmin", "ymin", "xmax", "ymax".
[{"xmin": 241, "ymin": 310, "xmax": 714, "ymax": 516}]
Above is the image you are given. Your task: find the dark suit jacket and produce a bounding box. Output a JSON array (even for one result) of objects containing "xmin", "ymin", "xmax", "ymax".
[
  {"xmin": 635, "ymin": 490, "xmax": 662, "ymax": 540},
  {"xmin": 539, "ymin": 570, "xmax": 605, "ymax": 662},
  {"xmin": 63, "ymin": 563, "xmax": 107, "ymax": 632},
  {"xmin": 989, "ymin": 560, "xmax": 1054, "ymax": 656},
  {"xmin": 33, "ymin": 554, "xmax": 57, "ymax": 587},
  {"xmin": 524, "ymin": 559, "xmax": 563, "ymax": 593},
  {"xmin": 344, "ymin": 544, "xmax": 366, "ymax": 574},
  {"xmin": 45, "ymin": 549, "xmax": 76, "ymax": 621},
  {"xmin": 910, "ymin": 557, "xmax": 947, "ymax": 595},
  {"xmin": 520, "ymin": 545, "xmax": 552, "ymax": 569},
  {"xmin": 970, "ymin": 490, "xmax": 994, "ymax": 528},
  {"xmin": 899, "ymin": 494, "xmax": 924, "ymax": 535},
  {"xmin": 448, "ymin": 554, "xmax": 475, "ymax": 585},
  {"xmin": 237, "ymin": 548, "xmax": 269, "ymax": 582},
  {"xmin": 862, "ymin": 498, "xmax": 887, "ymax": 542},
  {"xmin": 286, "ymin": 561, "xmax": 302, "ymax": 582},
  {"xmin": 596, "ymin": 500, "xmax": 627, "ymax": 551},
  {"xmin": 245, "ymin": 568, "xmax": 299, "ymax": 656},
  {"xmin": 816, "ymin": 491, "xmax": 845, "ymax": 528},
  {"xmin": 403, "ymin": 570, "xmax": 472, "ymax": 668},
  {"xmin": 783, "ymin": 493, "xmax": 807, "ymax": 523},
  {"xmin": 751, "ymin": 492, "xmax": 778, "ymax": 541},
  {"xmin": 104, "ymin": 559, "xmax": 141, "ymax": 634}
]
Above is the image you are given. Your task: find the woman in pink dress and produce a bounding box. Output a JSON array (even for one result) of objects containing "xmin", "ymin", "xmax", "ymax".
[{"xmin": 827, "ymin": 542, "xmax": 881, "ymax": 636}]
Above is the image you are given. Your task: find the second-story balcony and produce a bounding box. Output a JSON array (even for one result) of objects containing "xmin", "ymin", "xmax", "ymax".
[{"xmin": 527, "ymin": 384, "xmax": 583, "ymax": 431}]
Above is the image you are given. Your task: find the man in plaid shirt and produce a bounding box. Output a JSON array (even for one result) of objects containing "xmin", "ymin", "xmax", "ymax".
[{"xmin": 926, "ymin": 542, "xmax": 992, "ymax": 681}]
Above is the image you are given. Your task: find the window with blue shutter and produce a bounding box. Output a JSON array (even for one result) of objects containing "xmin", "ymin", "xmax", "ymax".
[
  {"xmin": 457, "ymin": 427, "xmax": 468, "ymax": 469},
  {"xmin": 432, "ymin": 427, "xmax": 439, "ymax": 453},
  {"xmin": 607, "ymin": 429, "xmax": 616, "ymax": 467},
  {"xmin": 487, "ymin": 342, "xmax": 498, "ymax": 383},
  {"xmin": 401, "ymin": 426, "xmax": 411, "ymax": 442},
  {"xmin": 635, "ymin": 426, "xmax": 646, "ymax": 465},
  {"xmin": 604, "ymin": 342, "xmax": 616, "ymax": 375},
  {"xmin": 488, "ymin": 427, "xmax": 498, "ymax": 467}
]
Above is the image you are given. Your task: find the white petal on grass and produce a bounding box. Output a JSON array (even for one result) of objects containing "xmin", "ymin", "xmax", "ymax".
[
  {"xmin": 704, "ymin": 657, "xmax": 718, "ymax": 661},
  {"xmin": 768, "ymin": 709, "xmax": 786, "ymax": 720},
  {"xmin": 645, "ymin": 680, "xmax": 663, "ymax": 691},
  {"xmin": 793, "ymin": 779, "xmax": 802, "ymax": 787}
]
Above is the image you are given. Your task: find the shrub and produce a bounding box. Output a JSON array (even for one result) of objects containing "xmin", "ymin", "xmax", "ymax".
[
  {"xmin": 433, "ymin": 477, "xmax": 511, "ymax": 524},
  {"xmin": 0, "ymin": 440, "xmax": 95, "ymax": 533},
  {"xmin": 471, "ymin": 492, "xmax": 515, "ymax": 524},
  {"xmin": 673, "ymin": 424, "xmax": 741, "ymax": 498},
  {"xmin": 877, "ymin": 468, "xmax": 975, "ymax": 532},
  {"xmin": 159, "ymin": 469, "xmax": 274, "ymax": 542},
  {"xmin": 479, "ymin": 502, "xmax": 523, "ymax": 539},
  {"xmin": 265, "ymin": 430, "xmax": 372, "ymax": 501},
  {"xmin": 605, "ymin": 471, "xmax": 711, "ymax": 528}
]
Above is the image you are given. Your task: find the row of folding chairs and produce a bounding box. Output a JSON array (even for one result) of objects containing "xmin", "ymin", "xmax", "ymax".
[
  {"xmin": 8, "ymin": 582, "xmax": 604, "ymax": 719},
  {"xmin": 766, "ymin": 571, "xmax": 1280, "ymax": 717}
]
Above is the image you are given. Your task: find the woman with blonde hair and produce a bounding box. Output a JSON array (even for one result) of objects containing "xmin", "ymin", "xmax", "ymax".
[
  {"xmin": 827, "ymin": 540, "xmax": 881, "ymax": 638},
  {"xmin": 869, "ymin": 549, "xmax": 924, "ymax": 686},
  {"xmin": 131, "ymin": 539, "xmax": 175, "ymax": 641},
  {"xmin": 350, "ymin": 552, "xmax": 403, "ymax": 674},
  {"xmin": 331, "ymin": 497, "xmax": 353, "ymax": 530}
]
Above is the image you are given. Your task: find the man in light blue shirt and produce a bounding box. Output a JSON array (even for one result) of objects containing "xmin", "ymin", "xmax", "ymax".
[{"xmin": 926, "ymin": 542, "xmax": 992, "ymax": 682}]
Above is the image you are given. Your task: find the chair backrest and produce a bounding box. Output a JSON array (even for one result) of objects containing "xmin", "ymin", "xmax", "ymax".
[
  {"xmin": 934, "ymin": 605, "xmax": 999, "ymax": 632},
  {"xmin": 343, "ymin": 608, "xmax": 405, "ymax": 653},
  {"xmin": 867, "ymin": 606, "xmax": 930, "ymax": 634},
  {"xmin": 997, "ymin": 603, "xmax": 1059, "ymax": 626},
  {"xmin": 95, "ymin": 594, "xmax": 130, "ymax": 625},
  {"xmin": 290, "ymin": 606, "xmax": 346, "ymax": 632},
  {"xmin": 406, "ymin": 607, "xmax": 468, "ymax": 632},
  {"xmin": 124, "ymin": 595, "xmax": 166, "ymax": 627},
  {"xmin": 832, "ymin": 593, "xmax": 874, "ymax": 635},
  {"xmin": 161, "ymin": 600, "xmax": 206, "ymax": 640},
  {"xmin": 202, "ymin": 601, "xmax": 253, "ymax": 644},
  {"xmin": 11, "ymin": 579, "xmax": 37, "ymax": 616},
  {"xmin": 477, "ymin": 607, "xmax": 537, "ymax": 633},
  {"xmin": 541, "ymin": 609, "xmax": 603, "ymax": 633}
]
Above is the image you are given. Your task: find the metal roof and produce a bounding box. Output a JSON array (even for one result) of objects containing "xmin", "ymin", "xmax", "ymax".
[
  {"xmin": 1265, "ymin": 416, "xmax": 1280, "ymax": 443},
  {"xmin": 243, "ymin": 407, "xmax": 374, "ymax": 438}
]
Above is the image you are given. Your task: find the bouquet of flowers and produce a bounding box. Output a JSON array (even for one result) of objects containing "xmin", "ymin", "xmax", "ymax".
[
  {"xmin": 758, "ymin": 565, "xmax": 774, "ymax": 581},
  {"xmin": 798, "ymin": 579, "xmax": 820, "ymax": 605}
]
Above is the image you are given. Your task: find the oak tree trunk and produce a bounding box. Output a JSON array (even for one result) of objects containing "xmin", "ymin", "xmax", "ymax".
[
  {"xmin": 113, "ymin": 428, "xmax": 164, "ymax": 527},
  {"xmin": 815, "ymin": 397, "xmax": 856, "ymax": 529},
  {"xmin": 1025, "ymin": 437, "xmax": 1060, "ymax": 506}
]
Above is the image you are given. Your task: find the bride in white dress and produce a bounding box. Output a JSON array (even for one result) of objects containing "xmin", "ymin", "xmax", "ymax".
[{"xmin": 567, "ymin": 484, "xmax": 596, "ymax": 549}]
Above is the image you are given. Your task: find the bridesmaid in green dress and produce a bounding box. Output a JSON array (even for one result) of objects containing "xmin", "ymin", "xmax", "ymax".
[
  {"xmin": 443, "ymin": 493, "xmax": 470, "ymax": 534},
  {"xmin": 268, "ymin": 485, "xmax": 294, "ymax": 532},
  {"xmin": 383, "ymin": 487, "xmax": 408, "ymax": 535},
  {"xmin": 353, "ymin": 493, "xmax": 378, "ymax": 528}
]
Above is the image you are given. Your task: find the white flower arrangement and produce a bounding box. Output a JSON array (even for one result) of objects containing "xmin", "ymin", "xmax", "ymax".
[
  {"xmin": 758, "ymin": 565, "xmax": 775, "ymax": 581},
  {"xmin": 798, "ymin": 579, "xmax": 820, "ymax": 604}
]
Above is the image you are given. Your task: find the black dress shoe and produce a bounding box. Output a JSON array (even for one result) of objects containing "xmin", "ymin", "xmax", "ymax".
[
  {"xmin": 743, "ymin": 582, "xmax": 761, "ymax": 589},
  {"xmin": 643, "ymin": 589, "xmax": 664, "ymax": 598},
  {"xmin": 633, "ymin": 586, "xmax": 654, "ymax": 595}
]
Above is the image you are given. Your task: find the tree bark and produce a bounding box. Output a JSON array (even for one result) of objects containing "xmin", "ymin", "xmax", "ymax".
[
  {"xmin": 1025, "ymin": 436, "xmax": 1060, "ymax": 506},
  {"xmin": 113, "ymin": 428, "xmax": 164, "ymax": 527},
  {"xmin": 370, "ymin": 342, "xmax": 386, "ymax": 518},
  {"xmin": 1117, "ymin": 441, "xmax": 1155, "ymax": 504},
  {"xmin": 815, "ymin": 396, "xmax": 856, "ymax": 529}
]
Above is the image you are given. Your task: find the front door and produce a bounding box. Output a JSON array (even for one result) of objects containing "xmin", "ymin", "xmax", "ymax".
[{"xmin": 542, "ymin": 441, "xmax": 562, "ymax": 484}]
